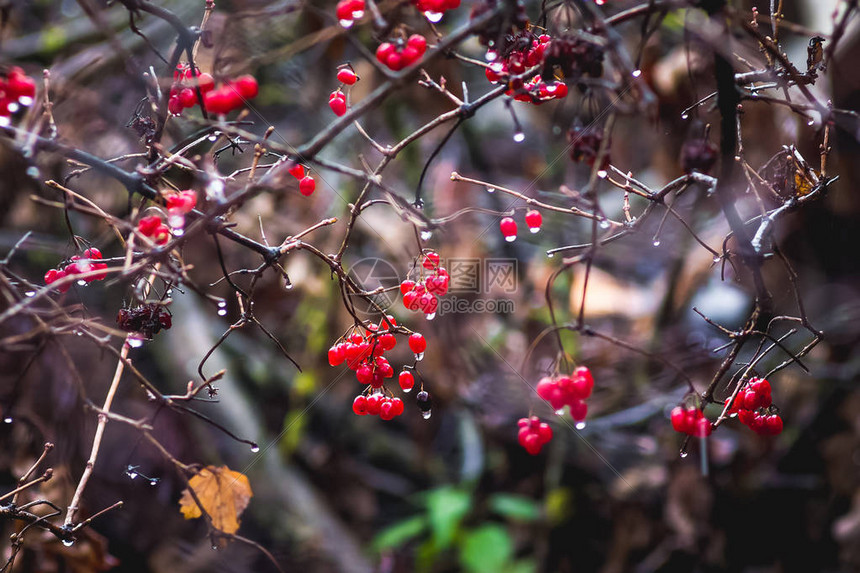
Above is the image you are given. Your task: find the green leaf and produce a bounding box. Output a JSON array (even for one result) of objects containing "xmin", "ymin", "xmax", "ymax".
[
  {"xmin": 371, "ymin": 516, "xmax": 427, "ymax": 552},
  {"xmin": 426, "ymin": 487, "xmax": 471, "ymax": 550},
  {"xmin": 459, "ymin": 524, "xmax": 513, "ymax": 573},
  {"xmin": 488, "ymin": 494, "xmax": 540, "ymax": 522},
  {"xmin": 505, "ymin": 559, "xmax": 537, "ymax": 573}
]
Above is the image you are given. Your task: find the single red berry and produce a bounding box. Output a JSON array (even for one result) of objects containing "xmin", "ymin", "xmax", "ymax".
[
  {"xmin": 522, "ymin": 432, "xmax": 543, "ymax": 455},
  {"xmin": 328, "ymin": 344, "xmax": 345, "ymax": 366},
  {"xmin": 203, "ymin": 89, "xmax": 232, "ymax": 115},
  {"xmin": 138, "ymin": 216, "xmax": 162, "ymax": 236},
  {"xmin": 168, "ymin": 96, "xmax": 183, "ymax": 116},
  {"xmin": 329, "ymin": 92, "xmax": 347, "ymax": 116},
  {"xmin": 402, "ymin": 290, "xmax": 419, "ymax": 311},
  {"xmin": 670, "ymin": 406, "xmax": 687, "ymax": 433},
  {"xmin": 569, "ymin": 400, "xmax": 588, "ymax": 423},
  {"xmin": 376, "ymin": 43, "xmax": 396, "ymax": 65},
  {"xmin": 390, "ymin": 397, "xmax": 404, "ymax": 416},
  {"xmin": 765, "ymin": 414, "xmax": 783, "ymax": 435},
  {"xmin": 400, "ymin": 279, "xmax": 416, "ymax": 295},
  {"xmin": 407, "ymin": 34, "xmax": 427, "ymax": 54},
  {"xmin": 337, "ymin": 68, "xmax": 358, "ymax": 85},
  {"xmin": 525, "ymin": 209, "xmax": 542, "ymax": 232},
  {"xmin": 536, "ymin": 422, "xmax": 553, "ymax": 444},
  {"xmin": 379, "ymin": 400, "xmax": 395, "ymax": 421},
  {"xmin": 695, "ymin": 417, "xmax": 712, "ymax": 437},
  {"xmin": 234, "ymin": 75, "xmax": 259, "ymax": 99},
  {"xmin": 499, "ymin": 217, "xmax": 517, "ymax": 241},
  {"xmin": 197, "ymin": 73, "xmax": 215, "ymax": 94},
  {"xmin": 288, "ymin": 163, "xmax": 305, "ymax": 179},
  {"xmin": 423, "ymin": 251, "xmax": 440, "ymax": 270},
  {"xmin": 536, "ymin": 377, "xmax": 555, "ymax": 401},
  {"xmin": 365, "ymin": 394, "xmax": 382, "ymax": 416},
  {"xmin": 399, "ymin": 370, "xmax": 415, "ymax": 392},
  {"xmin": 409, "ymin": 333, "xmax": 426, "ymax": 354},
  {"xmin": 353, "ymin": 395, "xmax": 368, "ymax": 415},
  {"xmin": 299, "ymin": 176, "xmax": 316, "ymax": 196},
  {"xmin": 178, "ymin": 88, "xmax": 197, "ymax": 108}
]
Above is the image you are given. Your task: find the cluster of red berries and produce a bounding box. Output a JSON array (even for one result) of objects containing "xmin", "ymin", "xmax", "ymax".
[
  {"xmin": 412, "ymin": 0, "xmax": 460, "ymax": 21},
  {"xmin": 329, "ymin": 65, "xmax": 358, "ymax": 117},
  {"xmin": 670, "ymin": 405, "xmax": 712, "ymax": 437},
  {"xmin": 116, "ymin": 303, "xmax": 172, "ymax": 339},
  {"xmin": 517, "ymin": 416, "xmax": 553, "ymax": 455},
  {"xmin": 483, "ymin": 33, "xmax": 569, "ymax": 105},
  {"xmin": 0, "ymin": 67, "xmax": 36, "ymax": 124},
  {"xmin": 726, "ymin": 377, "xmax": 784, "ymax": 436},
  {"xmin": 499, "ymin": 209, "xmax": 541, "ymax": 242},
  {"xmin": 352, "ymin": 394, "xmax": 405, "ymax": 420},
  {"xmin": 287, "ymin": 163, "xmax": 316, "ymax": 196},
  {"xmin": 202, "ymin": 75, "xmax": 259, "ymax": 116},
  {"xmin": 167, "ymin": 64, "xmax": 215, "ymax": 116},
  {"xmin": 376, "ymin": 35, "xmax": 427, "ymax": 71},
  {"xmin": 568, "ymin": 125, "xmax": 610, "ymax": 169},
  {"xmin": 400, "ymin": 251, "xmax": 449, "ymax": 318},
  {"xmin": 138, "ymin": 215, "xmax": 171, "ymax": 245},
  {"xmin": 44, "ymin": 248, "xmax": 108, "ymax": 292},
  {"xmin": 335, "ymin": 0, "xmax": 365, "ymax": 28},
  {"xmin": 535, "ymin": 366, "xmax": 593, "ymax": 426}
]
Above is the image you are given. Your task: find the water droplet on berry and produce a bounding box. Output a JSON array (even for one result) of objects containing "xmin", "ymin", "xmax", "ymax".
[
  {"xmin": 128, "ymin": 336, "xmax": 144, "ymax": 348},
  {"xmin": 24, "ymin": 290, "xmax": 35, "ymax": 297},
  {"xmin": 26, "ymin": 166, "xmax": 40, "ymax": 179},
  {"xmin": 3, "ymin": 417, "xmax": 12, "ymax": 424},
  {"xmin": 504, "ymin": 235, "xmax": 516, "ymax": 243},
  {"xmin": 351, "ymin": 9, "xmax": 364, "ymax": 18},
  {"xmin": 421, "ymin": 410, "xmax": 432, "ymax": 419},
  {"xmin": 284, "ymin": 280, "xmax": 294, "ymax": 290},
  {"xmin": 680, "ymin": 450, "xmax": 688, "ymax": 458},
  {"xmin": 631, "ymin": 69, "xmax": 642, "ymax": 78},
  {"xmin": 415, "ymin": 352, "xmax": 425, "ymax": 361},
  {"xmin": 76, "ymin": 279, "xmax": 87, "ymax": 286},
  {"xmin": 681, "ymin": 113, "xmax": 689, "ymax": 120},
  {"xmin": 168, "ymin": 213, "xmax": 185, "ymax": 230},
  {"xmin": 62, "ymin": 539, "xmax": 74, "ymax": 547},
  {"xmin": 0, "ymin": 116, "xmax": 9, "ymax": 127},
  {"xmin": 529, "ymin": 227, "xmax": 539, "ymax": 234},
  {"xmin": 217, "ymin": 308, "xmax": 227, "ymax": 316},
  {"xmin": 339, "ymin": 18, "xmax": 354, "ymax": 28},
  {"xmin": 424, "ymin": 10, "xmax": 443, "ymax": 22},
  {"xmin": 597, "ymin": 169, "xmax": 607, "ymax": 178},
  {"xmin": 554, "ymin": 408, "xmax": 565, "ymax": 416},
  {"xmin": 18, "ymin": 96, "xmax": 34, "ymax": 107},
  {"xmin": 513, "ymin": 131, "xmax": 525, "ymax": 143},
  {"xmin": 425, "ymin": 312, "xmax": 436, "ymax": 320},
  {"xmin": 402, "ymin": 386, "xmax": 412, "ymax": 393},
  {"xmin": 575, "ymin": 421, "xmax": 586, "ymax": 430},
  {"xmin": 595, "ymin": 0, "xmax": 605, "ymax": 5},
  {"xmin": 486, "ymin": 50, "xmax": 497, "ymax": 61},
  {"xmin": 420, "ymin": 230, "xmax": 433, "ymax": 241},
  {"xmin": 250, "ymin": 444, "xmax": 260, "ymax": 453},
  {"xmin": 486, "ymin": 187, "xmax": 495, "ymax": 193},
  {"xmin": 7, "ymin": 102, "xmax": 19, "ymax": 114},
  {"xmin": 652, "ymin": 239, "xmax": 661, "ymax": 247}
]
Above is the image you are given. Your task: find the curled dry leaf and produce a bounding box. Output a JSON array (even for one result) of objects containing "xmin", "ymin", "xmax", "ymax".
[{"xmin": 179, "ymin": 465, "xmax": 253, "ymax": 534}]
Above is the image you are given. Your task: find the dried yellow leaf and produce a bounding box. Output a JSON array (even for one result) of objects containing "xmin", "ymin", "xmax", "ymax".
[{"xmin": 178, "ymin": 465, "xmax": 252, "ymax": 534}]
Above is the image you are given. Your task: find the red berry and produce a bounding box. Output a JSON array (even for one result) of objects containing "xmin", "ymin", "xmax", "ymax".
[
  {"xmin": 352, "ymin": 395, "xmax": 368, "ymax": 415},
  {"xmin": 365, "ymin": 394, "xmax": 382, "ymax": 416},
  {"xmin": 379, "ymin": 333, "xmax": 397, "ymax": 350},
  {"xmin": 407, "ymin": 34, "xmax": 427, "ymax": 54},
  {"xmin": 398, "ymin": 370, "xmax": 415, "ymax": 392},
  {"xmin": 409, "ymin": 333, "xmax": 426, "ymax": 354},
  {"xmin": 299, "ymin": 176, "xmax": 316, "ymax": 196},
  {"xmin": 337, "ymin": 68, "xmax": 358, "ymax": 85},
  {"xmin": 499, "ymin": 217, "xmax": 517, "ymax": 241},
  {"xmin": 178, "ymin": 88, "xmax": 197, "ymax": 109},
  {"xmin": 138, "ymin": 215, "xmax": 162, "ymax": 236},
  {"xmin": 390, "ymin": 397, "xmax": 404, "ymax": 416},
  {"xmin": 695, "ymin": 417, "xmax": 712, "ymax": 437},
  {"xmin": 765, "ymin": 414, "xmax": 783, "ymax": 435},
  {"xmin": 400, "ymin": 280, "xmax": 415, "ymax": 295},
  {"xmin": 203, "ymin": 89, "xmax": 232, "ymax": 115},
  {"xmin": 328, "ymin": 344, "xmax": 345, "ymax": 366},
  {"xmin": 329, "ymin": 92, "xmax": 347, "ymax": 116},
  {"xmin": 423, "ymin": 251, "xmax": 440, "ymax": 270},
  {"xmin": 402, "ymin": 290, "xmax": 419, "ymax": 310},
  {"xmin": 569, "ymin": 400, "xmax": 588, "ymax": 422},
  {"xmin": 536, "ymin": 422, "xmax": 553, "ymax": 444},
  {"xmin": 379, "ymin": 400, "xmax": 395, "ymax": 420},
  {"xmin": 168, "ymin": 96, "xmax": 183, "ymax": 116},
  {"xmin": 525, "ymin": 209, "xmax": 542, "ymax": 232},
  {"xmin": 376, "ymin": 43, "xmax": 395, "ymax": 65},
  {"xmin": 288, "ymin": 163, "xmax": 305, "ymax": 179},
  {"xmin": 234, "ymin": 75, "xmax": 259, "ymax": 99},
  {"xmin": 522, "ymin": 433, "xmax": 543, "ymax": 455},
  {"xmin": 670, "ymin": 406, "xmax": 687, "ymax": 433},
  {"xmin": 536, "ymin": 377, "xmax": 555, "ymax": 401}
]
